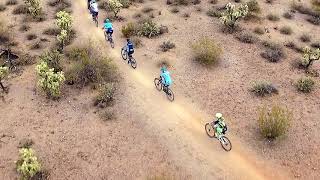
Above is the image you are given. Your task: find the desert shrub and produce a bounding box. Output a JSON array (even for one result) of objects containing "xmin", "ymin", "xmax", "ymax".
[
  {"xmin": 220, "ymin": 3, "xmax": 248, "ymax": 30},
  {"xmin": 43, "ymin": 27, "xmax": 60, "ymax": 36},
  {"xmin": 267, "ymin": 13, "xmax": 280, "ymax": 21},
  {"xmin": 311, "ymin": 42, "xmax": 320, "ymax": 49},
  {"xmin": 0, "ymin": 67, "xmax": 9, "ymax": 91},
  {"xmin": 39, "ymin": 50, "xmax": 63, "ymax": 72},
  {"xmin": 157, "ymin": 59, "xmax": 171, "ymax": 68},
  {"xmin": 191, "ymin": 37, "xmax": 222, "ymax": 66},
  {"xmin": 207, "ymin": 8, "xmax": 222, "ymax": 17},
  {"xmin": 246, "ymin": 0, "xmax": 260, "ymax": 14},
  {"xmin": 36, "ymin": 61, "xmax": 65, "ymax": 98},
  {"xmin": 19, "ymin": 24, "xmax": 30, "ymax": 32},
  {"xmin": 234, "ymin": 0, "xmax": 241, "ymax": 2},
  {"xmin": 133, "ymin": 13, "xmax": 142, "ymax": 19},
  {"xmin": 312, "ymin": 0, "xmax": 320, "ymax": 12},
  {"xmin": 0, "ymin": 23, "xmax": 11, "ymax": 45},
  {"xmin": 6, "ymin": 0, "xmax": 18, "ymax": 5},
  {"xmin": 284, "ymin": 41, "xmax": 303, "ymax": 53},
  {"xmin": 258, "ymin": 105, "xmax": 292, "ymax": 139},
  {"xmin": 306, "ymin": 16, "xmax": 320, "ymax": 25},
  {"xmin": 261, "ymin": 41, "xmax": 285, "ymax": 62},
  {"xmin": 65, "ymin": 46, "xmax": 118, "ymax": 87},
  {"xmin": 209, "ymin": 0, "xmax": 218, "ymax": 4},
  {"xmin": 119, "ymin": 0, "xmax": 130, "ymax": 8},
  {"xmin": 121, "ymin": 22, "xmax": 138, "ymax": 38},
  {"xmin": 266, "ymin": 0, "xmax": 274, "ymax": 4},
  {"xmin": 251, "ymin": 81, "xmax": 278, "ymax": 96},
  {"xmin": 183, "ymin": 12, "xmax": 190, "ymax": 18},
  {"xmin": 174, "ymin": 0, "xmax": 191, "ymax": 5},
  {"xmin": 170, "ymin": 7, "xmax": 179, "ymax": 13},
  {"xmin": 109, "ymin": 0, "xmax": 123, "ymax": 17},
  {"xmin": 296, "ymin": 77, "xmax": 315, "ymax": 93},
  {"xmin": 253, "ymin": 27, "xmax": 264, "ymax": 35},
  {"xmin": 283, "ymin": 11, "xmax": 294, "ymax": 19},
  {"xmin": 30, "ymin": 40, "xmax": 41, "ymax": 50},
  {"xmin": 235, "ymin": 32, "xmax": 258, "ymax": 44},
  {"xmin": 195, "ymin": 6, "xmax": 202, "ymax": 12},
  {"xmin": 18, "ymin": 138, "xmax": 34, "ymax": 148},
  {"xmin": 159, "ymin": 25, "xmax": 169, "ymax": 34},
  {"xmin": 17, "ymin": 53, "xmax": 36, "ymax": 65},
  {"xmin": 300, "ymin": 46, "xmax": 320, "ymax": 69},
  {"xmin": 0, "ymin": 4, "xmax": 6, "ymax": 12},
  {"xmin": 300, "ymin": 34, "xmax": 311, "ymax": 42},
  {"xmin": 13, "ymin": 4, "xmax": 28, "ymax": 14},
  {"xmin": 101, "ymin": 110, "xmax": 115, "ymax": 121},
  {"xmin": 48, "ymin": 0, "xmax": 71, "ymax": 8},
  {"xmin": 142, "ymin": 7, "xmax": 153, "ymax": 13},
  {"xmin": 279, "ymin": 26, "xmax": 293, "ymax": 35},
  {"xmin": 16, "ymin": 148, "xmax": 41, "ymax": 180},
  {"xmin": 160, "ymin": 41, "xmax": 175, "ymax": 52},
  {"xmin": 94, "ymin": 83, "xmax": 116, "ymax": 108},
  {"xmin": 131, "ymin": 37, "xmax": 142, "ymax": 48},
  {"xmin": 138, "ymin": 20, "xmax": 160, "ymax": 38},
  {"xmin": 56, "ymin": 11, "xmax": 72, "ymax": 50},
  {"xmin": 24, "ymin": 0, "xmax": 42, "ymax": 18},
  {"xmin": 26, "ymin": 33, "xmax": 37, "ymax": 40},
  {"xmin": 291, "ymin": 2, "xmax": 319, "ymax": 16}
]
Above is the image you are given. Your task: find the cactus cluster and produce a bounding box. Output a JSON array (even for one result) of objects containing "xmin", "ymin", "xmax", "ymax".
[
  {"xmin": 109, "ymin": 0, "xmax": 123, "ymax": 18},
  {"xmin": 301, "ymin": 46, "xmax": 320, "ymax": 69},
  {"xmin": 56, "ymin": 11, "xmax": 73, "ymax": 50},
  {"xmin": 220, "ymin": 3, "xmax": 248, "ymax": 29},
  {"xmin": 24, "ymin": 0, "xmax": 42, "ymax": 17},
  {"xmin": 16, "ymin": 148, "xmax": 41, "ymax": 179}
]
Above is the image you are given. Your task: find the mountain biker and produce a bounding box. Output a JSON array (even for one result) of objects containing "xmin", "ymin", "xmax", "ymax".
[
  {"xmin": 212, "ymin": 113, "xmax": 227, "ymax": 137},
  {"xmin": 160, "ymin": 66, "xmax": 172, "ymax": 91},
  {"xmin": 89, "ymin": 0, "xmax": 99, "ymax": 19},
  {"xmin": 87, "ymin": 0, "xmax": 92, "ymax": 9},
  {"xmin": 102, "ymin": 18, "xmax": 113, "ymax": 37},
  {"xmin": 126, "ymin": 39, "xmax": 134, "ymax": 58}
]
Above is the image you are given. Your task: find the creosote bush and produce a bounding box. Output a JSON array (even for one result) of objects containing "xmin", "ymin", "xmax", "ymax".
[
  {"xmin": 258, "ymin": 105, "xmax": 292, "ymax": 139},
  {"xmin": 251, "ymin": 81, "xmax": 278, "ymax": 96},
  {"xmin": 261, "ymin": 41, "xmax": 285, "ymax": 62},
  {"xmin": 267, "ymin": 13, "xmax": 280, "ymax": 21},
  {"xmin": 94, "ymin": 83, "xmax": 116, "ymax": 108},
  {"xmin": 16, "ymin": 148, "xmax": 41, "ymax": 180},
  {"xmin": 296, "ymin": 77, "xmax": 315, "ymax": 93},
  {"xmin": 279, "ymin": 26, "xmax": 293, "ymax": 35},
  {"xmin": 191, "ymin": 37, "xmax": 222, "ymax": 66},
  {"xmin": 121, "ymin": 22, "xmax": 138, "ymax": 38},
  {"xmin": 160, "ymin": 41, "xmax": 175, "ymax": 52}
]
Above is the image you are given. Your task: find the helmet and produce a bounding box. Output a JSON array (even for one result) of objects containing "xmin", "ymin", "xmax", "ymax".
[
  {"xmin": 126, "ymin": 38, "xmax": 130, "ymax": 42},
  {"xmin": 90, "ymin": 0, "xmax": 96, "ymax": 4},
  {"xmin": 105, "ymin": 18, "xmax": 110, "ymax": 23},
  {"xmin": 215, "ymin": 113, "xmax": 223, "ymax": 119}
]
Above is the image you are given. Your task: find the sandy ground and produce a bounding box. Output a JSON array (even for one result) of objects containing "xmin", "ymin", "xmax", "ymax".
[{"xmin": 0, "ymin": 0, "xmax": 320, "ymax": 179}]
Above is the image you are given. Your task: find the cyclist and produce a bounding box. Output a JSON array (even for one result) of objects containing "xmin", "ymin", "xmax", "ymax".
[
  {"xmin": 212, "ymin": 113, "xmax": 227, "ymax": 138},
  {"xmin": 102, "ymin": 18, "xmax": 113, "ymax": 38},
  {"xmin": 87, "ymin": 0, "xmax": 92, "ymax": 9},
  {"xmin": 160, "ymin": 66, "xmax": 172, "ymax": 92},
  {"xmin": 89, "ymin": 0, "xmax": 99, "ymax": 19},
  {"xmin": 126, "ymin": 38, "xmax": 134, "ymax": 58}
]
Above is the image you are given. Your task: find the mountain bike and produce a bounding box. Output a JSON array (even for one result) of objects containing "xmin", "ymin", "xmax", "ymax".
[
  {"xmin": 121, "ymin": 47, "xmax": 137, "ymax": 69},
  {"xmin": 92, "ymin": 14, "xmax": 98, "ymax": 27},
  {"xmin": 205, "ymin": 122, "xmax": 232, "ymax": 151},
  {"xmin": 154, "ymin": 77, "xmax": 174, "ymax": 101},
  {"xmin": 104, "ymin": 30, "xmax": 114, "ymax": 48}
]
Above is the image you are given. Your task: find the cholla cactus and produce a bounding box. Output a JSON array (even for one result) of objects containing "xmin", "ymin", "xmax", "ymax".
[
  {"xmin": 139, "ymin": 20, "xmax": 160, "ymax": 38},
  {"xmin": 35, "ymin": 61, "xmax": 65, "ymax": 98},
  {"xmin": 109, "ymin": 0, "xmax": 123, "ymax": 17},
  {"xmin": 57, "ymin": 30, "xmax": 68, "ymax": 50},
  {"xmin": 24, "ymin": 0, "xmax": 42, "ymax": 17},
  {"xmin": 220, "ymin": 3, "xmax": 248, "ymax": 29},
  {"xmin": 301, "ymin": 46, "xmax": 320, "ymax": 69},
  {"xmin": 16, "ymin": 148, "xmax": 41, "ymax": 179},
  {"xmin": 56, "ymin": 11, "xmax": 72, "ymax": 32}
]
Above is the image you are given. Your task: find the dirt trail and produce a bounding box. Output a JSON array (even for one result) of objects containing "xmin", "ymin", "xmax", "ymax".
[{"xmin": 73, "ymin": 1, "xmax": 289, "ymax": 179}]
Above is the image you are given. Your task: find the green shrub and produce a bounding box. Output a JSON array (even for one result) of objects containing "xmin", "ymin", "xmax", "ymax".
[
  {"xmin": 280, "ymin": 26, "xmax": 293, "ymax": 35},
  {"xmin": 16, "ymin": 148, "xmax": 41, "ymax": 179},
  {"xmin": 220, "ymin": 3, "xmax": 248, "ymax": 29},
  {"xmin": 296, "ymin": 77, "xmax": 315, "ymax": 93},
  {"xmin": 35, "ymin": 61, "xmax": 65, "ymax": 98},
  {"xmin": 160, "ymin": 41, "xmax": 175, "ymax": 52},
  {"xmin": 138, "ymin": 20, "xmax": 160, "ymax": 38},
  {"xmin": 235, "ymin": 32, "xmax": 258, "ymax": 44},
  {"xmin": 191, "ymin": 38, "xmax": 222, "ymax": 66},
  {"xmin": 94, "ymin": 83, "xmax": 116, "ymax": 108},
  {"xmin": 39, "ymin": 50, "xmax": 63, "ymax": 72},
  {"xmin": 267, "ymin": 13, "xmax": 280, "ymax": 21},
  {"xmin": 300, "ymin": 34, "xmax": 311, "ymax": 42},
  {"xmin": 258, "ymin": 105, "xmax": 292, "ymax": 139},
  {"xmin": 253, "ymin": 27, "xmax": 264, "ymax": 35},
  {"xmin": 121, "ymin": 22, "xmax": 138, "ymax": 38},
  {"xmin": 251, "ymin": 81, "xmax": 278, "ymax": 96}
]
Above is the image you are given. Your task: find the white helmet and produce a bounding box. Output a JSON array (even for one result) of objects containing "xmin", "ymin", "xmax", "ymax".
[{"xmin": 215, "ymin": 113, "xmax": 223, "ymax": 119}]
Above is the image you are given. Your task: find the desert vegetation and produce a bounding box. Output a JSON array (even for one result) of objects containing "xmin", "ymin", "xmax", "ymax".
[{"xmin": 191, "ymin": 38, "xmax": 222, "ymax": 66}]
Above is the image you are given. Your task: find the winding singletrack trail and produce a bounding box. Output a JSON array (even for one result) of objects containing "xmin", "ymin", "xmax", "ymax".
[{"xmin": 73, "ymin": 1, "xmax": 289, "ymax": 179}]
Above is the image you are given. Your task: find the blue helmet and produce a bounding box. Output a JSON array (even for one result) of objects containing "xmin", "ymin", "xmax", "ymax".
[{"xmin": 105, "ymin": 18, "xmax": 110, "ymax": 23}]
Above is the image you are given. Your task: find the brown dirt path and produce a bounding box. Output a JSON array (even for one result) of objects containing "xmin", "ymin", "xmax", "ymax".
[{"xmin": 73, "ymin": 0, "xmax": 290, "ymax": 179}]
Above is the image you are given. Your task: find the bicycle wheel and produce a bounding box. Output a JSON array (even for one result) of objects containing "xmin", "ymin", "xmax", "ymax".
[
  {"xmin": 166, "ymin": 88, "xmax": 174, "ymax": 101},
  {"xmin": 94, "ymin": 17, "xmax": 98, "ymax": 27},
  {"xmin": 154, "ymin": 78, "xmax": 162, "ymax": 91},
  {"xmin": 205, "ymin": 123, "xmax": 216, "ymax": 138},
  {"xmin": 121, "ymin": 48, "xmax": 127, "ymax": 60},
  {"xmin": 110, "ymin": 38, "xmax": 115, "ymax": 48},
  {"xmin": 219, "ymin": 136, "xmax": 232, "ymax": 151},
  {"xmin": 130, "ymin": 58, "xmax": 137, "ymax": 69}
]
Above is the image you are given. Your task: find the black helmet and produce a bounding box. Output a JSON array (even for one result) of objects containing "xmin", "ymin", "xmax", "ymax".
[{"xmin": 126, "ymin": 38, "xmax": 130, "ymax": 42}]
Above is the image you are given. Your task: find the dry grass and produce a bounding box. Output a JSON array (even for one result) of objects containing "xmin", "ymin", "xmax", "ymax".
[
  {"xmin": 267, "ymin": 14, "xmax": 280, "ymax": 21},
  {"xmin": 235, "ymin": 32, "xmax": 259, "ymax": 44},
  {"xmin": 12, "ymin": 4, "xmax": 28, "ymax": 15},
  {"xmin": 251, "ymin": 81, "xmax": 278, "ymax": 96},
  {"xmin": 192, "ymin": 37, "xmax": 222, "ymax": 66},
  {"xmin": 160, "ymin": 41, "xmax": 176, "ymax": 52},
  {"xmin": 19, "ymin": 24, "xmax": 30, "ymax": 32},
  {"xmin": 253, "ymin": 27, "xmax": 265, "ymax": 35},
  {"xmin": 279, "ymin": 26, "xmax": 293, "ymax": 35},
  {"xmin": 283, "ymin": 11, "xmax": 294, "ymax": 19},
  {"xmin": 300, "ymin": 34, "xmax": 311, "ymax": 42},
  {"xmin": 43, "ymin": 27, "xmax": 60, "ymax": 36},
  {"xmin": 6, "ymin": 0, "xmax": 17, "ymax": 6},
  {"xmin": 26, "ymin": 33, "xmax": 37, "ymax": 41},
  {"xmin": 261, "ymin": 41, "xmax": 285, "ymax": 62}
]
